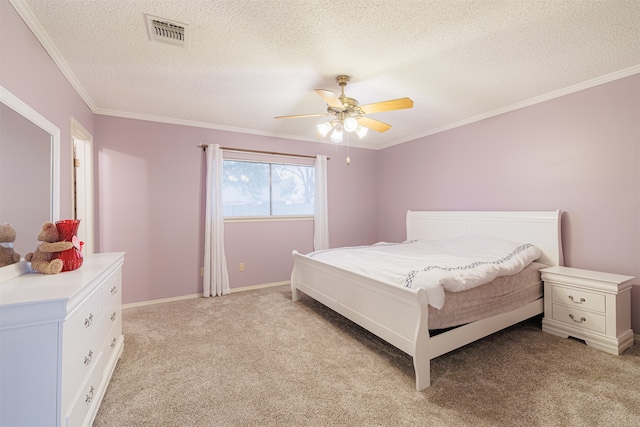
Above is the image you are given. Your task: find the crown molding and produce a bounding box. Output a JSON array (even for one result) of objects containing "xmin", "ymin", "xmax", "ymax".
[
  {"xmin": 10, "ymin": 0, "xmax": 638, "ymax": 152},
  {"xmin": 380, "ymin": 65, "xmax": 640, "ymax": 150},
  {"xmin": 9, "ymin": 0, "xmax": 97, "ymax": 112},
  {"xmin": 94, "ymin": 106, "xmax": 375, "ymax": 149}
]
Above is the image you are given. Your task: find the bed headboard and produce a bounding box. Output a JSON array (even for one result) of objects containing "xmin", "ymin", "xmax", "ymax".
[{"xmin": 406, "ymin": 210, "xmax": 563, "ymax": 267}]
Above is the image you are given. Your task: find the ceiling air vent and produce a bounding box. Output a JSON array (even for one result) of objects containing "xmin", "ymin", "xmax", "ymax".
[{"xmin": 145, "ymin": 14, "xmax": 188, "ymax": 47}]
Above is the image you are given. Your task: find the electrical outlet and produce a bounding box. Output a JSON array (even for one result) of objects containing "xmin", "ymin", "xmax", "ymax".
[
  {"xmin": 239, "ymin": 262, "xmax": 245, "ymax": 272},
  {"xmin": 200, "ymin": 267, "xmax": 204, "ymax": 277}
]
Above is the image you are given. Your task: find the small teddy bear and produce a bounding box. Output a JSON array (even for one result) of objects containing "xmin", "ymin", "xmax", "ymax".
[
  {"xmin": 0, "ymin": 223, "xmax": 21, "ymax": 267},
  {"xmin": 25, "ymin": 222, "xmax": 73, "ymax": 274}
]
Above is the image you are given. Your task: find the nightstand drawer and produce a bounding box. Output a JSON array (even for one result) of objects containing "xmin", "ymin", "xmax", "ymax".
[
  {"xmin": 551, "ymin": 285, "xmax": 605, "ymax": 313},
  {"xmin": 552, "ymin": 304, "xmax": 606, "ymax": 334}
]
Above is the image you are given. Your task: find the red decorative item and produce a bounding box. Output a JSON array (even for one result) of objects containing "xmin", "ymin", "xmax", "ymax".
[{"xmin": 53, "ymin": 219, "xmax": 84, "ymax": 271}]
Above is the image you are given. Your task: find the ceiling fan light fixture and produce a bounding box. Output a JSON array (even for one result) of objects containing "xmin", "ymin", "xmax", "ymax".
[
  {"xmin": 275, "ymin": 75, "xmax": 413, "ymax": 143},
  {"xmin": 355, "ymin": 125, "xmax": 368, "ymax": 139},
  {"xmin": 317, "ymin": 121, "xmax": 334, "ymax": 138},
  {"xmin": 343, "ymin": 116, "xmax": 358, "ymax": 132},
  {"xmin": 330, "ymin": 126, "xmax": 343, "ymax": 143}
]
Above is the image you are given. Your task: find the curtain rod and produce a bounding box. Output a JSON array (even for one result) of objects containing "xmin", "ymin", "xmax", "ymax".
[{"xmin": 197, "ymin": 145, "xmax": 329, "ymax": 160}]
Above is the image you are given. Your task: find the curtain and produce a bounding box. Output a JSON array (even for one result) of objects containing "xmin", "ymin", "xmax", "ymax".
[
  {"xmin": 203, "ymin": 144, "xmax": 230, "ymax": 297},
  {"xmin": 314, "ymin": 155, "xmax": 329, "ymax": 251}
]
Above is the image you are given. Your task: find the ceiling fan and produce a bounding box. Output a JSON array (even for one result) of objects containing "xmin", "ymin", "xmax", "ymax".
[{"xmin": 274, "ymin": 75, "xmax": 413, "ymax": 142}]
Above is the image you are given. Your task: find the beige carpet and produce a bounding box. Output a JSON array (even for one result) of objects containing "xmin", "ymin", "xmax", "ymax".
[{"xmin": 94, "ymin": 285, "xmax": 640, "ymax": 427}]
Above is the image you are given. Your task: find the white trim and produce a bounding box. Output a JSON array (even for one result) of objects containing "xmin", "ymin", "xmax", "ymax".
[
  {"xmin": 0, "ymin": 86, "xmax": 60, "ymax": 223},
  {"xmin": 635, "ymin": 334, "xmax": 640, "ymax": 345},
  {"xmin": 94, "ymin": 107, "xmax": 337, "ymax": 145},
  {"xmin": 229, "ymin": 280, "xmax": 289, "ymax": 293},
  {"xmin": 0, "ymin": 85, "xmax": 60, "ymax": 283},
  {"xmin": 225, "ymin": 216, "xmax": 313, "ymax": 223},
  {"xmin": 380, "ymin": 65, "xmax": 640, "ymax": 149},
  {"xmin": 122, "ymin": 281, "xmax": 289, "ymax": 309},
  {"xmin": 11, "ymin": 0, "xmax": 638, "ymax": 151},
  {"xmin": 85, "ymin": 65, "xmax": 640, "ymax": 151},
  {"xmin": 122, "ymin": 293, "xmax": 200, "ymax": 310},
  {"xmin": 9, "ymin": 0, "xmax": 96, "ymax": 111},
  {"xmin": 70, "ymin": 117, "xmax": 95, "ymax": 255}
]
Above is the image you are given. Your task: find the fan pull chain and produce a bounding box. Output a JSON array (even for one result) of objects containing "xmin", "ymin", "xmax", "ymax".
[{"xmin": 346, "ymin": 132, "xmax": 351, "ymax": 165}]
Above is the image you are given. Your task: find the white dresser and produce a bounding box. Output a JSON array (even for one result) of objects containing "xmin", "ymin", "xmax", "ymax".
[
  {"xmin": 0, "ymin": 252, "xmax": 125, "ymax": 427},
  {"xmin": 541, "ymin": 266, "xmax": 634, "ymax": 355}
]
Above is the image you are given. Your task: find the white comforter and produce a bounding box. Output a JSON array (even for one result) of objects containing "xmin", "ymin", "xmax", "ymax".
[{"xmin": 308, "ymin": 236, "xmax": 541, "ymax": 309}]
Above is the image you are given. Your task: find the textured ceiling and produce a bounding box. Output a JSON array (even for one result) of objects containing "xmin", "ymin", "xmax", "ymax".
[{"xmin": 12, "ymin": 0, "xmax": 640, "ymax": 149}]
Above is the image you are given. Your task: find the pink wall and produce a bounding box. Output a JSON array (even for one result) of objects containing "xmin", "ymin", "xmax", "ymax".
[
  {"xmin": 1, "ymin": 2, "xmax": 94, "ymax": 220},
  {"xmin": 4, "ymin": 1, "xmax": 640, "ymax": 334},
  {"xmin": 93, "ymin": 116, "xmax": 379, "ymax": 303},
  {"xmin": 378, "ymin": 74, "xmax": 640, "ymax": 333},
  {"xmin": 3, "ymin": 1, "xmax": 379, "ymax": 305}
]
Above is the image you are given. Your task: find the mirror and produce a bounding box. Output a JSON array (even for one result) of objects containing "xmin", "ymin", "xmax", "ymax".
[{"xmin": 0, "ymin": 86, "xmax": 60, "ymax": 282}]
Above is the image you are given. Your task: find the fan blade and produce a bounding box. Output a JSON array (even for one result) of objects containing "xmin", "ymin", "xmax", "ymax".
[
  {"xmin": 358, "ymin": 116, "xmax": 391, "ymax": 132},
  {"xmin": 274, "ymin": 113, "xmax": 329, "ymax": 119},
  {"xmin": 315, "ymin": 89, "xmax": 344, "ymax": 109},
  {"xmin": 359, "ymin": 97, "xmax": 413, "ymax": 114}
]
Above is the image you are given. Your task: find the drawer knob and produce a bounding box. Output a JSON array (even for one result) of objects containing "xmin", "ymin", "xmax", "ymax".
[
  {"xmin": 84, "ymin": 313, "xmax": 94, "ymax": 328},
  {"xmin": 569, "ymin": 314, "xmax": 586, "ymax": 323},
  {"xmin": 568, "ymin": 295, "xmax": 586, "ymax": 304},
  {"xmin": 85, "ymin": 386, "xmax": 95, "ymax": 404},
  {"xmin": 84, "ymin": 349, "xmax": 93, "ymax": 366},
  {"xmin": 111, "ymin": 311, "xmax": 117, "ymax": 322},
  {"xmin": 110, "ymin": 286, "xmax": 118, "ymax": 295}
]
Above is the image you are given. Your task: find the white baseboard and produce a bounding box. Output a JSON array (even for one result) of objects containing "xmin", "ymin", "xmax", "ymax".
[
  {"xmin": 635, "ymin": 334, "xmax": 640, "ymax": 345},
  {"xmin": 122, "ymin": 281, "xmax": 289, "ymax": 310},
  {"xmin": 122, "ymin": 293, "xmax": 200, "ymax": 309},
  {"xmin": 230, "ymin": 280, "xmax": 289, "ymax": 293}
]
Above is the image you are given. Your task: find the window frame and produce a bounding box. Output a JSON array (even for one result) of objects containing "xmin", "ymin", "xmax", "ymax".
[{"xmin": 221, "ymin": 157, "xmax": 315, "ymax": 221}]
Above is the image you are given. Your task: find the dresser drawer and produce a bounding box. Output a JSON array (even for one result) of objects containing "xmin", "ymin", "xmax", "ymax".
[
  {"xmin": 65, "ymin": 358, "xmax": 104, "ymax": 427},
  {"xmin": 552, "ymin": 304, "xmax": 606, "ymax": 334},
  {"xmin": 63, "ymin": 289, "xmax": 102, "ymax": 364},
  {"xmin": 551, "ymin": 285, "xmax": 605, "ymax": 313},
  {"xmin": 62, "ymin": 323, "xmax": 102, "ymax": 411},
  {"xmin": 102, "ymin": 306, "xmax": 122, "ymax": 352},
  {"xmin": 100, "ymin": 313, "xmax": 123, "ymax": 374},
  {"xmin": 102, "ymin": 269, "xmax": 122, "ymax": 310},
  {"xmin": 102, "ymin": 305, "xmax": 121, "ymax": 336}
]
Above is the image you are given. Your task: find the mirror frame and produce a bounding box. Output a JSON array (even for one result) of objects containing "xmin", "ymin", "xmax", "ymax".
[{"xmin": 0, "ymin": 85, "xmax": 60, "ymax": 283}]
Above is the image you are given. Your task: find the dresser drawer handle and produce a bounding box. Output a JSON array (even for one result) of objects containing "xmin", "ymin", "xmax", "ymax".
[
  {"xmin": 83, "ymin": 349, "xmax": 93, "ymax": 366},
  {"xmin": 85, "ymin": 386, "xmax": 95, "ymax": 404},
  {"xmin": 569, "ymin": 314, "xmax": 586, "ymax": 323},
  {"xmin": 110, "ymin": 286, "xmax": 118, "ymax": 295},
  {"xmin": 84, "ymin": 313, "xmax": 94, "ymax": 328},
  {"xmin": 111, "ymin": 337, "xmax": 117, "ymax": 348},
  {"xmin": 110, "ymin": 311, "xmax": 117, "ymax": 322},
  {"xmin": 568, "ymin": 295, "xmax": 586, "ymax": 304}
]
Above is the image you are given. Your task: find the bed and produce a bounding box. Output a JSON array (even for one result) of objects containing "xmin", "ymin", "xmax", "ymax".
[{"xmin": 290, "ymin": 210, "xmax": 563, "ymax": 390}]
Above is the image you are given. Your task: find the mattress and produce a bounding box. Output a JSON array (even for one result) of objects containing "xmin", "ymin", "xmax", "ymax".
[
  {"xmin": 428, "ymin": 261, "xmax": 546, "ymax": 330},
  {"xmin": 308, "ymin": 237, "xmax": 543, "ymax": 309}
]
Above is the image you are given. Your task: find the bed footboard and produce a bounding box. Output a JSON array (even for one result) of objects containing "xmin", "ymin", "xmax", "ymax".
[
  {"xmin": 291, "ymin": 250, "xmax": 545, "ymax": 391},
  {"xmin": 291, "ymin": 250, "xmax": 432, "ymax": 390}
]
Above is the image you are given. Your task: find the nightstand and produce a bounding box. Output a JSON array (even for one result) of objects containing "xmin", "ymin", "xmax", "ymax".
[{"xmin": 541, "ymin": 266, "xmax": 634, "ymax": 355}]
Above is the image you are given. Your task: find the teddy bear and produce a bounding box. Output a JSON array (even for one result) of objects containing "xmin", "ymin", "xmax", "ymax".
[
  {"xmin": 24, "ymin": 222, "xmax": 73, "ymax": 274},
  {"xmin": 0, "ymin": 223, "xmax": 21, "ymax": 267}
]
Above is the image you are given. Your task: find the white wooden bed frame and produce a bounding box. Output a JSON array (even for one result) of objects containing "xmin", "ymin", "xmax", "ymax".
[{"xmin": 291, "ymin": 210, "xmax": 563, "ymax": 390}]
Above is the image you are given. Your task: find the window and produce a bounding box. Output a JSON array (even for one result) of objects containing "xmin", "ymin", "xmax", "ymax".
[{"xmin": 222, "ymin": 160, "xmax": 315, "ymax": 218}]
